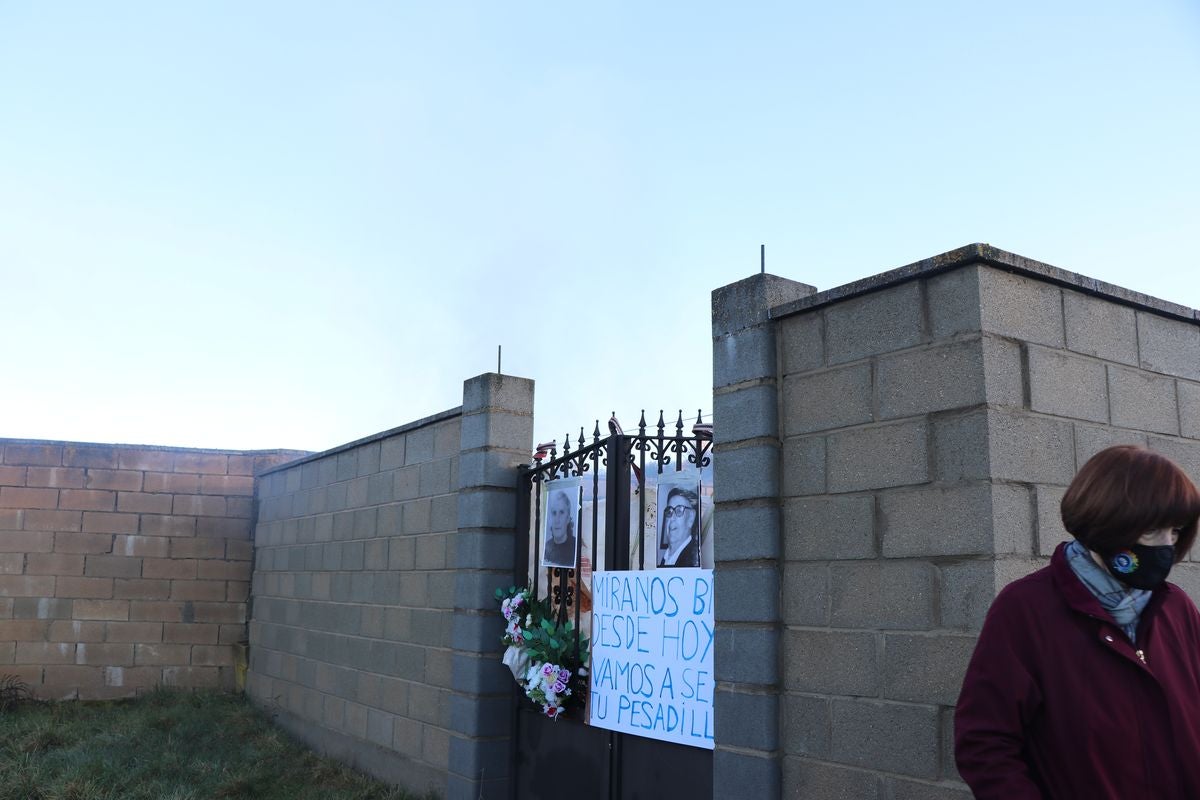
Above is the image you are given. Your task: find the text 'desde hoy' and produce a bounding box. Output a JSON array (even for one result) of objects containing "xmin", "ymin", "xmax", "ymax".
[{"xmin": 588, "ymin": 569, "xmax": 714, "ymax": 749}]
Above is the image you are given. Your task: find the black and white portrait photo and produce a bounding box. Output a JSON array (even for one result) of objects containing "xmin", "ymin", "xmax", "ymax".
[
  {"xmin": 656, "ymin": 478, "xmax": 701, "ymax": 568},
  {"xmin": 541, "ymin": 478, "xmax": 581, "ymax": 569}
]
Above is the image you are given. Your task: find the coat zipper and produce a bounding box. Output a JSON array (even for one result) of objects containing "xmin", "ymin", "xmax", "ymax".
[{"xmin": 1088, "ymin": 614, "xmax": 1149, "ymax": 667}]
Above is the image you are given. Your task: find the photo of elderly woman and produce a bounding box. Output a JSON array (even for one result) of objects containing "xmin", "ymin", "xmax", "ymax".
[
  {"xmin": 541, "ymin": 481, "xmax": 580, "ymax": 569},
  {"xmin": 657, "ymin": 482, "xmax": 700, "ymax": 568}
]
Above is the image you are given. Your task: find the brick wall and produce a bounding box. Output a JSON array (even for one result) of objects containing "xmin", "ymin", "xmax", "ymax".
[
  {"xmin": 712, "ymin": 244, "xmax": 1200, "ymax": 799},
  {"xmin": 0, "ymin": 440, "xmax": 305, "ymax": 699},
  {"xmin": 246, "ymin": 373, "xmax": 534, "ymax": 800}
]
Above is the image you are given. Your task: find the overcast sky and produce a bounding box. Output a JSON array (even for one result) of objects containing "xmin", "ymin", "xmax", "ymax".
[{"xmin": 2, "ymin": 2, "xmax": 1197, "ymax": 454}]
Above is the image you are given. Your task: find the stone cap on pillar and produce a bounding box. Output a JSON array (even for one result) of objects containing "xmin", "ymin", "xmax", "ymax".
[
  {"xmin": 712, "ymin": 274, "xmax": 818, "ymax": 337},
  {"xmin": 462, "ymin": 373, "xmax": 535, "ymax": 417}
]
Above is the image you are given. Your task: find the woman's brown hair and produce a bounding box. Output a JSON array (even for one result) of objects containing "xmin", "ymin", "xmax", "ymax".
[{"xmin": 1061, "ymin": 445, "xmax": 1200, "ymax": 561}]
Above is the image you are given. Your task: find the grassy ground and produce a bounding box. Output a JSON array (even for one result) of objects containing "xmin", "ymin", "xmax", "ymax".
[{"xmin": 0, "ymin": 688, "xmax": 434, "ymax": 800}]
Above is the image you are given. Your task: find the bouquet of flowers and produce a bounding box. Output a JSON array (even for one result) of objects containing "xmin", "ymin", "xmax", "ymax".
[
  {"xmin": 495, "ymin": 585, "xmax": 590, "ymax": 720},
  {"xmin": 500, "ymin": 589, "xmax": 531, "ymax": 647}
]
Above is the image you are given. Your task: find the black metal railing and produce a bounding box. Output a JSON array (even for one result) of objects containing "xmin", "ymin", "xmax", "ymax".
[{"xmin": 514, "ymin": 410, "xmax": 713, "ymax": 658}]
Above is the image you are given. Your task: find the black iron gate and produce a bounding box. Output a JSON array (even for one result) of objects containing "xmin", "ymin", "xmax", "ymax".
[{"xmin": 509, "ymin": 413, "xmax": 714, "ymax": 800}]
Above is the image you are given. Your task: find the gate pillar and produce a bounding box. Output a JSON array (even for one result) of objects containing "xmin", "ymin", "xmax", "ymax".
[
  {"xmin": 448, "ymin": 373, "xmax": 535, "ymax": 800},
  {"xmin": 711, "ymin": 274, "xmax": 816, "ymax": 799}
]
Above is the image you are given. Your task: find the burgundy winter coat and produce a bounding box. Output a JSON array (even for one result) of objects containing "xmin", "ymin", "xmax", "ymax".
[{"xmin": 955, "ymin": 542, "xmax": 1200, "ymax": 799}]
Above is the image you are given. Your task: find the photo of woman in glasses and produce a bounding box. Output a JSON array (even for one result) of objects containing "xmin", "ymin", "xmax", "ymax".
[{"xmin": 657, "ymin": 484, "xmax": 700, "ymax": 568}]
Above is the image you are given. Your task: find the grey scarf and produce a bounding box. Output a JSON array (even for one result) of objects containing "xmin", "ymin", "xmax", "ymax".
[{"xmin": 1065, "ymin": 539, "xmax": 1152, "ymax": 644}]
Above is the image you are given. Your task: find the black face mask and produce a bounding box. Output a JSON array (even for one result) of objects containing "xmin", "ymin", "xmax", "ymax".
[{"xmin": 1104, "ymin": 544, "xmax": 1176, "ymax": 590}]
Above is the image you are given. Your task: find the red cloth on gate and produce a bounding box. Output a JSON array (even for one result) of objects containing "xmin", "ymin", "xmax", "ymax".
[{"xmin": 955, "ymin": 542, "xmax": 1200, "ymax": 800}]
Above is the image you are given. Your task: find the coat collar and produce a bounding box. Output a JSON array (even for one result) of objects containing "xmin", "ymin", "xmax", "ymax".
[
  {"xmin": 1050, "ymin": 540, "xmax": 1171, "ymax": 626},
  {"xmin": 1050, "ymin": 540, "xmax": 1110, "ymax": 619}
]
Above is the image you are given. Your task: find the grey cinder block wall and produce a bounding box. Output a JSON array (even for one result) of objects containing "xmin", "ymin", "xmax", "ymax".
[
  {"xmin": 0, "ymin": 440, "xmax": 306, "ymax": 700},
  {"xmin": 246, "ymin": 373, "xmax": 533, "ymax": 799},
  {"xmin": 711, "ymin": 244, "xmax": 1200, "ymax": 799}
]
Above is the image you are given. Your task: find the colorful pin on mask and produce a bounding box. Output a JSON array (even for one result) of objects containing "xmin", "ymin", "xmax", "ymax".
[
  {"xmin": 1108, "ymin": 550, "xmax": 1140, "ymax": 574},
  {"xmin": 1104, "ymin": 544, "xmax": 1174, "ymax": 590}
]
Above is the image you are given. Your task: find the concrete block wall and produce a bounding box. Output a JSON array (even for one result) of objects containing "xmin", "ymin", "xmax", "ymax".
[
  {"xmin": 982, "ymin": 268, "xmax": 1200, "ymax": 575},
  {"xmin": 247, "ymin": 410, "xmax": 463, "ymax": 793},
  {"xmin": 772, "ymin": 262, "xmax": 1013, "ymax": 799},
  {"xmin": 0, "ymin": 439, "xmax": 304, "ymax": 699},
  {"xmin": 713, "ymin": 244, "xmax": 1200, "ymax": 799},
  {"xmin": 246, "ymin": 373, "xmax": 533, "ymax": 800}
]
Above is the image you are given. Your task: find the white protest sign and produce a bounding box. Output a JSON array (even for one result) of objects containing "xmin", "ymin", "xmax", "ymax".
[{"xmin": 588, "ymin": 569, "xmax": 714, "ymax": 749}]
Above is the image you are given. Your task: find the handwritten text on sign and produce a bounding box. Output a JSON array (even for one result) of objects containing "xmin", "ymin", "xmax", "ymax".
[{"xmin": 589, "ymin": 569, "xmax": 714, "ymax": 749}]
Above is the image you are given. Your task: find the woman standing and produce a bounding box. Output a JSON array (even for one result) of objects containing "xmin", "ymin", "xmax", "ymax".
[{"xmin": 955, "ymin": 445, "xmax": 1200, "ymax": 799}]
